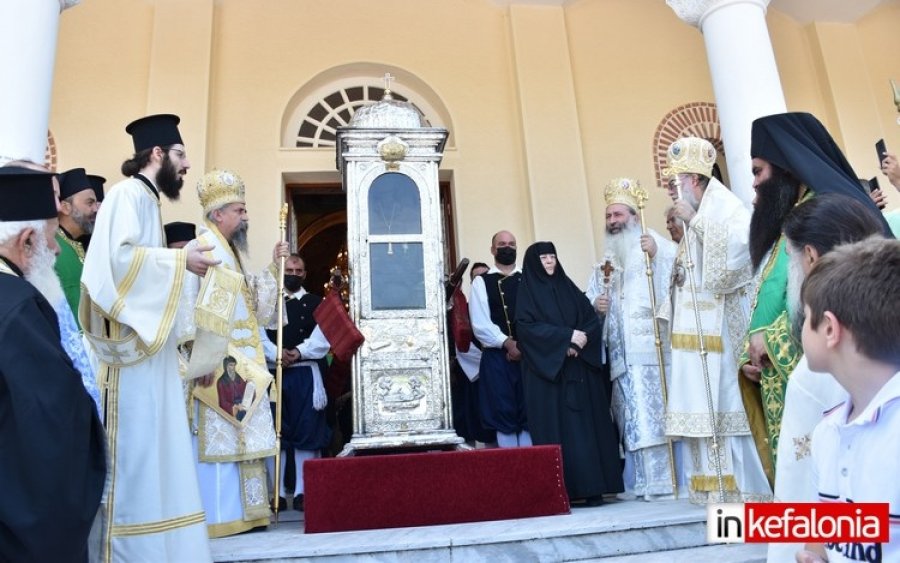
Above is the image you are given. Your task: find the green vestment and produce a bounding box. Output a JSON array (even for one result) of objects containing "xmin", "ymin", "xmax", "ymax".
[{"xmin": 54, "ymin": 230, "xmax": 85, "ymax": 327}]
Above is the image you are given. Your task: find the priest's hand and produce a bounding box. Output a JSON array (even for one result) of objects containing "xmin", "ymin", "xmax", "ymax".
[
  {"xmin": 566, "ymin": 347, "xmax": 579, "ymax": 358},
  {"xmin": 198, "ymin": 373, "xmax": 215, "ymax": 387},
  {"xmin": 273, "ymin": 241, "xmax": 289, "ymax": 263},
  {"xmin": 639, "ymin": 234, "xmax": 657, "ymax": 258},
  {"xmin": 503, "ymin": 338, "xmax": 521, "ymax": 362},
  {"xmin": 672, "ymin": 199, "xmax": 696, "ymax": 224},
  {"xmin": 747, "ymin": 332, "xmax": 771, "ymax": 369},
  {"xmin": 594, "ymin": 295, "xmax": 609, "ymax": 314},
  {"xmin": 740, "ymin": 362, "xmax": 761, "ymax": 383},
  {"xmin": 571, "ymin": 329, "xmax": 587, "ymax": 349},
  {"xmin": 186, "ymin": 244, "xmax": 220, "ymax": 276}
]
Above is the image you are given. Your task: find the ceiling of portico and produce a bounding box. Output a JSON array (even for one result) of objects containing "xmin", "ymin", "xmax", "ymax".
[
  {"xmin": 769, "ymin": 0, "xmax": 891, "ymax": 23},
  {"xmin": 493, "ymin": 0, "xmax": 892, "ymax": 23}
]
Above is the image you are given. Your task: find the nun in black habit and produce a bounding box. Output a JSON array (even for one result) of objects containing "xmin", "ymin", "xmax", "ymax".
[{"xmin": 515, "ymin": 242, "xmax": 623, "ymax": 505}]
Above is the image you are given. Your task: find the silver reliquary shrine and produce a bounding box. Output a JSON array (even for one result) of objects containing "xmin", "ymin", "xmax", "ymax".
[{"xmin": 335, "ymin": 77, "xmax": 462, "ymax": 455}]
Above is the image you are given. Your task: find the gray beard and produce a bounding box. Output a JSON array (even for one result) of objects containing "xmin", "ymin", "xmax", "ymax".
[
  {"xmin": 230, "ymin": 222, "xmax": 249, "ymax": 255},
  {"xmin": 682, "ymin": 187, "xmax": 700, "ymax": 211},
  {"xmin": 786, "ymin": 248, "xmax": 806, "ymax": 343},
  {"xmin": 71, "ymin": 207, "xmax": 94, "ymax": 235},
  {"xmin": 605, "ymin": 221, "xmax": 642, "ymax": 270},
  {"xmin": 25, "ymin": 237, "xmax": 65, "ymax": 306}
]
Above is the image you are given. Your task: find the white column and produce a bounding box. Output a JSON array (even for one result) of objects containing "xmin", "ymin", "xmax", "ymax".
[
  {"xmin": 0, "ymin": 0, "xmax": 79, "ymax": 166},
  {"xmin": 667, "ymin": 0, "xmax": 786, "ymax": 206}
]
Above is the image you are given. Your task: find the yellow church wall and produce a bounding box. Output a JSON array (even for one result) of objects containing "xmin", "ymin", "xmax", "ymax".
[
  {"xmin": 565, "ymin": 0, "xmax": 716, "ymax": 261},
  {"xmin": 856, "ymin": 1, "xmax": 900, "ymax": 195},
  {"xmin": 48, "ymin": 0, "xmax": 900, "ymax": 281},
  {"xmin": 204, "ymin": 0, "xmax": 534, "ymax": 275},
  {"xmin": 50, "ymin": 0, "xmax": 154, "ymax": 181}
]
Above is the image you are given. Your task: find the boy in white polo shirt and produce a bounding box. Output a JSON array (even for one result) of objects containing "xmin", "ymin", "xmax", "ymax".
[{"xmin": 796, "ymin": 238, "xmax": 900, "ymax": 563}]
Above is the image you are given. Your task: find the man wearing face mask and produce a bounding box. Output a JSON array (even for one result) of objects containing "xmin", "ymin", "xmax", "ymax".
[
  {"xmin": 263, "ymin": 254, "xmax": 331, "ymax": 512},
  {"xmin": 469, "ymin": 230, "xmax": 532, "ymax": 448}
]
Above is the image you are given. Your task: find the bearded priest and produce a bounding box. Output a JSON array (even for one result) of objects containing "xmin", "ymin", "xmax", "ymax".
[
  {"xmin": 81, "ymin": 114, "xmax": 216, "ymax": 562},
  {"xmin": 185, "ymin": 169, "xmax": 287, "ymax": 537},
  {"xmin": 0, "ymin": 168, "xmax": 106, "ymax": 562}
]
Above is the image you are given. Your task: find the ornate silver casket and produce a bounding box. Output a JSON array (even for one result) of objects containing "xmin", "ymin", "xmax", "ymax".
[{"xmin": 335, "ymin": 86, "xmax": 463, "ymax": 455}]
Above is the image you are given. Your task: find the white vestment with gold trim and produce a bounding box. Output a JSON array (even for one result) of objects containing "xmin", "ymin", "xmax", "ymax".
[
  {"xmin": 81, "ymin": 177, "xmax": 211, "ymax": 562},
  {"xmin": 662, "ymin": 180, "xmax": 771, "ymax": 503},
  {"xmin": 185, "ymin": 224, "xmax": 278, "ymax": 538},
  {"xmin": 602, "ymin": 229, "xmax": 678, "ymax": 498}
]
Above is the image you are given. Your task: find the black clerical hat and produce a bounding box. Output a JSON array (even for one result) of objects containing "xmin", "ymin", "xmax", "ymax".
[
  {"xmin": 0, "ymin": 167, "xmax": 58, "ymax": 221},
  {"xmin": 59, "ymin": 168, "xmax": 93, "ymax": 200},
  {"xmin": 125, "ymin": 114, "xmax": 183, "ymax": 153},
  {"xmin": 164, "ymin": 221, "xmax": 196, "ymax": 245},
  {"xmin": 87, "ymin": 174, "xmax": 106, "ymax": 202}
]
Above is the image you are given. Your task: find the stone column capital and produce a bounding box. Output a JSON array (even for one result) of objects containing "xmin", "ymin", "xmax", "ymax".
[
  {"xmin": 59, "ymin": 0, "xmax": 81, "ymax": 12},
  {"xmin": 666, "ymin": 0, "xmax": 769, "ymax": 28}
]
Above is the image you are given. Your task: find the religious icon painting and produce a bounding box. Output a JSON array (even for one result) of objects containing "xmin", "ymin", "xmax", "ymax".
[{"xmin": 193, "ymin": 346, "xmax": 273, "ymax": 429}]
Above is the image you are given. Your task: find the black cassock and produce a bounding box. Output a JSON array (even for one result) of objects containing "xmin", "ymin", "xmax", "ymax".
[
  {"xmin": 0, "ymin": 259, "xmax": 106, "ymax": 562},
  {"xmin": 515, "ymin": 243, "xmax": 623, "ymax": 501}
]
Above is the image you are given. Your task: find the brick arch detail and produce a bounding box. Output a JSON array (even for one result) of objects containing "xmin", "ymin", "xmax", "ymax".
[
  {"xmin": 652, "ymin": 102, "xmax": 723, "ymax": 189},
  {"xmin": 45, "ymin": 130, "xmax": 57, "ymax": 172}
]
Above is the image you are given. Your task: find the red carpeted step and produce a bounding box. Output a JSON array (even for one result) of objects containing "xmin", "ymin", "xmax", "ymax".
[{"xmin": 304, "ymin": 445, "xmax": 570, "ymax": 533}]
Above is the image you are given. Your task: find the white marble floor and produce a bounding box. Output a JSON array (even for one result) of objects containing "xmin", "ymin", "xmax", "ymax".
[{"xmin": 210, "ymin": 497, "xmax": 767, "ymax": 562}]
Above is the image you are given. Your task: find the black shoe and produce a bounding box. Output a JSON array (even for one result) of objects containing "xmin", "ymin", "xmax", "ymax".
[
  {"xmin": 585, "ymin": 495, "xmax": 605, "ymax": 507},
  {"xmin": 270, "ymin": 496, "xmax": 287, "ymax": 511},
  {"xmin": 293, "ymin": 494, "xmax": 304, "ymax": 512}
]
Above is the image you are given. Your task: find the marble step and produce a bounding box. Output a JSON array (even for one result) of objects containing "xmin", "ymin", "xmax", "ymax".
[
  {"xmin": 211, "ymin": 498, "xmax": 734, "ymax": 562},
  {"xmin": 590, "ymin": 543, "xmax": 767, "ymax": 562}
]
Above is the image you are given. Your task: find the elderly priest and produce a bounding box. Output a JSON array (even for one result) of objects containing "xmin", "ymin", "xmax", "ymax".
[{"xmin": 0, "ymin": 168, "xmax": 106, "ymax": 562}]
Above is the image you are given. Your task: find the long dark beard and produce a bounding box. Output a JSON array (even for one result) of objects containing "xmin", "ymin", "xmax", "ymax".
[
  {"xmin": 749, "ymin": 171, "xmax": 801, "ymax": 270},
  {"xmin": 157, "ymin": 153, "xmax": 184, "ymax": 201}
]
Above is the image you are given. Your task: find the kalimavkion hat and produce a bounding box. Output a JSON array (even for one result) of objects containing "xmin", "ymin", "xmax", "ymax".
[
  {"xmin": 0, "ymin": 167, "xmax": 58, "ymax": 221},
  {"xmin": 164, "ymin": 222, "xmax": 196, "ymax": 245},
  {"xmin": 125, "ymin": 114, "xmax": 183, "ymax": 153},
  {"xmin": 59, "ymin": 168, "xmax": 92, "ymax": 200},
  {"xmin": 87, "ymin": 174, "xmax": 106, "ymax": 202}
]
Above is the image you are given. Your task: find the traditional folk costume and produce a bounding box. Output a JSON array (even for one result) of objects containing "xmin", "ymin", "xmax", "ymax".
[
  {"xmin": 741, "ymin": 112, "xmax": 892, "ymax": 477},
  {"xmin": 599, "ymin": 178, "xmax": 679, "ymax": 499},
  {"xmin": 185, "ymin": 170, "xmax": 278, "ymax": 537},
  {"xmin": 661, "ymin": 137, "xmax": 771, "ymax": 504},
  {"xmin": 0, "ymin": 170, "xmax": 106, "ymax": 563},
  {"xmin": 80, "ymin": 115, "xmax": 211, "ymax": 562},
  {"xmin": 470, "ymin": 264, "xmax": 531, "ymax": 447},
  {"xmin": 263, "ymin": 285, "xmax": 332, "ymax": 503}
]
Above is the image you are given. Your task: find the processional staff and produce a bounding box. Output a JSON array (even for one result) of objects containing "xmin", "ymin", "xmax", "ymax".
[
  {"xmin": 634, "ymin": 184, "xmax": 678, "ymax": 498},
  {"xmin": 272, "ymin": 203, "xmax": 288, "ymax": 525},
  {"xmin": 673, "ymin": 176, "xmax": 726, "ymax": 501}
]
